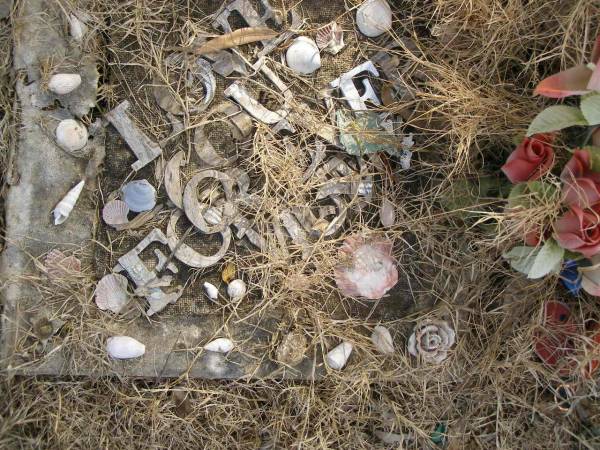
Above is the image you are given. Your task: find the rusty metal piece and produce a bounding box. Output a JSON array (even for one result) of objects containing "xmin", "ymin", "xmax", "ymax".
[{"xmin": 330, "ymin": 61, "xmax": 381, "ymax": 111}]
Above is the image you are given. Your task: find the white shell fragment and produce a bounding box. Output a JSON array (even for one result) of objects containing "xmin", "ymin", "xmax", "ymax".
[
  {"xmin": 52, "ymin": 180, "xmax": 85, "ymax": 225},
  {"xmin": 326, "ymin": 341, "xmax": 353, "ymax": 370},
  {"xmin": 69, "ymin": 13, "xmax": 88, "ymax": 42},
  {"xmin": 356, "ymin": 0, "xmax": 393, "ymax": 38},
  {"xmin": 95, "ymin": 273, "xmax": 130, "ymax": 314},
  {"xmin": 371, "ymin": 325, "xmax": 394, "ymax": 354},
  {"xmin": 286, "ymin": 37, "xmax": 321, "ymax": 75},
  {"xmin": 102, "ymin": 199, "xmax": 130, "ymax": 227},
  {"xmin": 408, "ymin": 319, "xmax": 455, "ymax": 364},
  {"xmin": 204, "ymin": 337, "xmax": 234, "ymax": 353},
  {"xmin": 106, "ymin": 336, "xmax": 145, "ymax": 359},
  {"xmin": 379, "ymin": 198, "xmax": 395, "ymax": 228},
  {"xmin": 48, "ymin": 73, "xmax": 82, "ymax": 95},
  {"xmin": 227, "ymin": 279, "xmax": 247, "ymax": 300},
  {"xmin": 121, "ymin": 179, "xmax": 157, "ymax": 213},
  {"xmin": 55, "ymin": 119, "xmax": 88, "ymax": 152},
  {"xmin": 203, "ymin": 282, "xmax": 219, "ymax": 301},
  {"xmin": 316, "ymin": 22, "xmax": 345, "ymax": 55}
]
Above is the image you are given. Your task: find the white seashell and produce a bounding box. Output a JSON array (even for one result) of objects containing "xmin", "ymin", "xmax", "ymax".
[
  {"xmin": 356, "ymin": 0, "xmax": 393, "ymax": 37},
  {"xmin": 69, "ymin": 13, "xmax": 88, "ymax": 42},
  {"xmin": 52, "ymin": 180, "xmax": 85, "ymax": 225},
  {"xmin": 203, "ymin": 282, "xmax": 219, "ymax": 301},
  {"xmin": 204, "ymin": 337, "xmax": 234, "ymax": 353},
  {"xmin": 56, "ymin": 119, "xmax": 88, "ymax": 152},
  {"xmin": 371, "ymin": 325, "xmax": 394, "ymax": 354},
  {"xmin": 325, "ymin": 341, "xmax": 353, "ymax": 370},
  {"xmin": 286, "ymin": 37, "xmax": 321, "ymax": 75},
  {"xmin": 44, "ymin": 249, "xmax": 81, "ymax": 279},
  {"xmin": 379, "ymin": 198, "xmax": 395, "ymax": 228},
  {"xmin": 95, "ymin": 273, "xmax": 130, "ymax": 314},
  {"xmin": 48, "ymin": 73, "xmax": 82, "ymax": 95},
  {"xmin": 106, "ymin": 336, "xmax": 145, "ymax": 359},
  {"xmin": 408, "ymin": 319, "xmax": 455, "ymax": 364},
  {"xmin": 227, "ymin": 279, "xmax": 247, "ymax": 300},
  {"xmin": 102, "ymin": 199, "xmax": 130, "ymax": 227},
  {"xmin": 316, "ymin": 22, "xmax": 345, "ymax": 55},
  {"xmin": 121, "ymin": 179, "xmax": 157, "ymax": 213}
]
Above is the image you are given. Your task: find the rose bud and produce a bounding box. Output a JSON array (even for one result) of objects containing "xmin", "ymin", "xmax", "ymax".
[
  {"xmin": 501, "ymin": 134, "xmax": 555, "ymax": 183},
  {"xmin": 561, "ymin": 149, "xmax": 600, "ymax": 207},
  {"xmin": 555, "ymin": 203, "xmax": 600, "ymax": 258}
]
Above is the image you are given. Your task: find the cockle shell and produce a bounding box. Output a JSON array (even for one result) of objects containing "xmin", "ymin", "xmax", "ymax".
[
  {"xmin": 371, "ymin": 325, "xmax": 394, "ymax": 354},
  {"xmin": 356, "ymin": 0, "xmax": 393, "ymax": 38},
  {"xmin": 121, "ymin": 179, "xmax": 157, "ymax": 213},
  {"xmin": 204, "ymin": 337, "xmax": 234, "ymax": 353},
  {"xmin": 56, "ymin": 119, "xmax": 88, "ymax": 152},
  {"xmin": 286, "ymin": 37, "xmax": 321, "ymax": 75},
  {"xmin": 227, "ymin": 279, "xmax": 247, "ymax": 300},
  {"xmin": 106, "ymin": 336, "xmax": 145, "ymax": 359},
  {"xmin": 203, "ymin": 282, "xmax": 219, "ymax": 301},
  {"xmin": 325, "ymin": 341, "xmax": 353, "ymax": 370},
  {"xmin": 48, "ymin": 73, "xmax": 82, "ymax": 95},
  {"xmin": 334, "ymin": 235, "xmax": 398, "ymax": 299},
  {"xmin": 102, "ymin": 199, "xmax": 130, "ymax": 227},
  {"xmin": 408, "ymin": 319, "xmax": 455, "ymax": 363},
  {"xmin": 316, "ymin": 22, "xmax": 345, "ymax": 55},
  {"xmin": 44, "ymin": 249, "xmax": 81, "ymax": 279},
  {"xmin": 52, "ymin": 180, "xmax": 85, "ymax": 225},
  {"xmin": 95, "ymin": 273, "xmax": 130, "ymax": 314}
]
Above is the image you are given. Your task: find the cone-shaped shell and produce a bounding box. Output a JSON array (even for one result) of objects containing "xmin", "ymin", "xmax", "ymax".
[
  {"xmin": 286, "ymin": 37, "xmax": 321, "ymax": 75},
  {"xmin": 325, "ymin": 341, "xmax": 353, "ymax": 370},
  {"xmin": 48, "ymin": 73, "xmax": 82, "ymax": 95},
  {"xmin": 44, "ymin": 249, "xmax": 81, "ymax": 279},
  {"xmin": 204, "ymin": 337, "xmax": 234, "ymax": 353},
  {"xmin": 53, "ymin": 180, "xmax": 85, "ymax": 225},
  {"xmin": 106, "ymin": 336, "xmax": 145, "ymax": 359},
  {"xmin": 203, "ymin": 282, "xmax": 219, "ymax": 301},
  {"xmin": 371, "ymin": 325, "xmax": 394, "ymax": 354},
  {"xmin": 227, "ymin": 279, "xmax": 247, "ymax": 300},
  {"xmin": 95, "ymin": 273, "xmax": 130, "ymax": 314},
  {"xmin": 121, "ymin": 179, "xmax": 157, "ymax": 213},
  {"xmin": 356, "ymin": 0, "xmax": 392, "ymax": 37},
  {"xmin": 407, "ymin": 319, "xmax": 455, "ymax": 363},
  {"xmin": 56, "ymin": 119, "xmax": 88, "ymax": 152},
  {"xmin": 102, "ymin": 199, "xmax": 130, "ymax": 227}
]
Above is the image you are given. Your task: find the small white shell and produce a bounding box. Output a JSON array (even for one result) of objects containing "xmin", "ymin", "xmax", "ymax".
[
  {"xmin": 356, "ymin": 0, "xmax": 393, "ymax": 37},
  {"xmin": 203, "ymin": 282, "xmax": 219, "ymax": 301},
  {"xmin": 227, "ymin": 279, "xmax": 246, "ymax": 300},
  {"xmin": 44, "ymin": 249, "xmax": 81, "ymax": 279},
  {"xmin": 52, "ymin": 180, "xmax": 85, "ymax": 225},
  {"xmin": 204, "ymin": 337, "xmax": 234, "ymax": 353},
  {"xmin": 69, "ymin": 13, "xmax": 88, "ymax": 42},
  {"xmin": 286, "ymin": 37, "xmax": 321, "ymax": 75},
  {"xmin": 56, "ymin": 119, "xmax": 88, "ymax": 152},
  {"xmin": 371, "ymin": 325, "xmax": 394, "ymax": 354},
  {"xmin": 48, "ymin": 73, "xmax": 82, "ymax": 95},
  {"xmin": 326, "ymin": 341, "xmax": 353, "ymax": 370},
  {"xmin": 95, "ymin": 273, "xmax": 130, "ymax": 314},
  {"xmin": 106, "ymin": 336, "xmax": 145, "ymax": 359},
  {"xmin": 379, "ymin": 198, "xmax": 395, "ymax": 228},
  {"xmin": 121, "ymin": 179, "xmax": 157, "ymax": 213},
  {"xmin": 102, "ymin": 199, "xmax": 130, "ymax": 227}
]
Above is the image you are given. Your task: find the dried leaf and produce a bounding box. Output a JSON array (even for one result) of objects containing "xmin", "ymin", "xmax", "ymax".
[
  {"xmin": 222, "ymin": 262, "xmax": 236, "ymax": 284},
  {"xmin": 195, "ymin": 27, "xmax": 278, "ymax": 55},
  {"xmin": 115, "ymin": 205, "xmax": 163, "ymax": 231}
]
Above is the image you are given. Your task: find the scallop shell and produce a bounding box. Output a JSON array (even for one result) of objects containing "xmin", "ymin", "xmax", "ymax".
[
  {"xmin": 203, "ymin": 282, "xmax": 219, "ymax": 301},
  {"xmin": 95, "ymin": 273, "xmax": 130, "ymax": 314},
  {"xmin": 227, "ymin": 279, "xmax": 247, "ymax": 300},
  {"xmin": 121, "ymin": 179, "xmax": 157, "ymax": 213},
  {"xmin": 48, "ymin": 73, "xmax": 82, "ymax": 95},
  {"xmin": 325, "ymin": 341, "xmax": 353, "ymax": 370},
  {"xmin": 286, "ymin": 37, "xmax": 321, "ymax": 75},
  {"xmin": 52, "ymin": 180, "xmax": 85, "ymax": 225},
  {"xmin": 102, "ymin": 199, "xmax": 130, "ymax": 227},
  {"xmin": 316, "ymin": 22, "xmax": 345, "ymax": 55},
  {"xmin": 106, "ymin": 336, "xmax": 145, "ymax": 359},
  {"xmin": 204, "ymin": 337, "xmax": 234, "ymax": 353},
  {"xmin": 56, "ymin": 119, "xmax": 88, "ymax": 153},
  {"xmin": 44, "ymin": 249, "xmax": 81, "ymax": 279},
  {"xmin": 356, "ymin": 0, "xmax": 393, "ymax": 38},
  {"xmin": 371, "ymin": 325, "xmax": 394, "ymax": 354}
]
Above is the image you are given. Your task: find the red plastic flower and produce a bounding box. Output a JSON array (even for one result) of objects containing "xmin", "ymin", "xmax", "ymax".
[
  {"xmin": 501, "ymin": 134, "xmax": 555, "ymax": 183},
  {"xmin": 534, "ymin": 301, "xmax": 578, "ymax": 375},
  {"xmin": 561, "ymin": 149, "xmax": 600, "ymax": 207},
  {"xmin": 554, "ymin": 203, "xmax": 600, "ymax": 258}
]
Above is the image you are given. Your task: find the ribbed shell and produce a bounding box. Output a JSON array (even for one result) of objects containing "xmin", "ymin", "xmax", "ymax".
[
  {"xmin": 121, "ymin": 179, "xmax": 157, "ymax": 213},
  {"xmin": 315, "ymin": 22, "xmax": 344, "ymax": 55},
  {"xmin": 95, "ymin": 273, "xmax": 130, "ymax": 314},
  {"xmin": 102, "ymin": 199, "xmax": 130, "ymax": 227},
  {"xmin": 44, "ymin": 249, "xmax": 81, "ymax": 279}
]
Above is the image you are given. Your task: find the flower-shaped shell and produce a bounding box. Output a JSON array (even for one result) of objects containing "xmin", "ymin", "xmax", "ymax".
[
  {"xmin": 408, "ymin": 319, "xmax": 455, "ymax": 363},
  {"xmin": 356, "ymin": 0, "xmax": 392, "ymax": 38},
  {"xmin": 106, "ymin": 336, "xmax": 145, "ymax": 359},
  {"xmin": 102, "ymin": 199, "xmax": 130, "ymax": 227},
  {"xmin": 334, "ymin": 235, "xmax": 398, "ymax": 299},
  {"xmin": 286, "ymin": 37, "xmax": 321, "ymax": 75},
  {"xmin": 121, "ymin": 179, "xmax": 157, "ymax": 213},
  {"xmin": 56, "ymin": 119, "xmax": 88, "ymax": 153},
  {"xmin": 44, "ymin": 249, "xmax": 81, "ymax": 279},
  {"xmin": 316, "ymin": 22, "xmax": 345, "ymax": 55},
  {"xmin": 95, "ymin": 273, "xmax": 130, "ymax": 314}
]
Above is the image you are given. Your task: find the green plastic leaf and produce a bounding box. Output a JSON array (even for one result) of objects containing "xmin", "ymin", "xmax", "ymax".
[
  {"xmin": 526, "ymin": 105, "xmax": 588, "ymax": 136},
  {"xmin": 581, "ymin": 93, "xmax": 600, "ymax": 125},
  {"xmin": 337, "ymin": 111, "xmax": 392, "ymax": 155},
  {"xmin": 507, "ymin": 181, "xmax": 557, "ymax": 209},
  {"xmin": 528, "ymin": 238, "xmax": 564, "ymax": 279},
  {"xmin": 503, "ymin": 246, "xmax": 539, "ymax": 275}
]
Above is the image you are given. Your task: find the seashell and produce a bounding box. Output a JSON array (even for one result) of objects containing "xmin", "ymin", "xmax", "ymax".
[
  {"xmin": 316, "ymin": 22, "xmax": 345, "ymax": 55},
  {"xmin": 408, "ymin": 319, "xmax": 455, "ymax": 364},
  {"xmin": 204, "ymin": 337, "xmax": 234, "ymax": 353},
  {"xmin": 286, "ymin": 37, "xmax": 321, "ymax": 75},
  {"xmin": 102, "ymin": 199, "xmax": 130, "ymax": 227},
  {"xmin": 334, "ymin": 235, "xmax": 398, "ymax": 299},
  {"xmin": 44, "ymin": 249, "xmax": 81, "ymax": 279},
  {"xmin": 121, "ymin": 179, "xmax": 157, "ymax": 213},
  {"xmin": 106, "ymin": 336, "xmax": 145, "ymax": 359},
  {"xmin": 371, "ymin": 325, "xmax": 394, "ymax": 354},
  {"xmin": 275, "ymin": 330, "xmax": 308, "ymax": 366},
  {"xmin": 227, "ymin": 279, "xmax": 247, "ymax": 300},
  {"xmin": 95, "ymin": 273, "xmax": 130, "ymax": 314},
  {"xmin": 52, "ymin": 180, "xmax": 85, "ymax": 225},
  {"xmin": 379, "ymin": 198, "xmax": 395, "ymax": 228},
  {"xmin": 356, "ymin": 0, "xmax": 393, "ymax": 38},
  {"xmin": 48, "ymin": 73, "xmax": 82, "ymax": 95},
  {"xmin": 325, "ymin": 341, "xmax": 353, "ymax": 370},
  {"xmin": 69, "ymin": 13, "xmax": 88, "ymax": 42},
  {"xmin": 203, "ymin": 281, "xmax": 219, "ymax": 301},
  {"xmin": 55, "ymin": 119, "xmax": 88, "ymax": 153}
]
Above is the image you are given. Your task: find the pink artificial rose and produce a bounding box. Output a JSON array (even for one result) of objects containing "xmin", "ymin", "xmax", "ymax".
[
  {"xmin": 555, "ymin": 203, "xmax": 600, "ymax": 258},
  {"xmin": 561, "ymin": 149, "xmax": 600, "ymax": 207},
  {"xmin": 501, "ymin": 134, "xmax": 555, "ymax": 183}
]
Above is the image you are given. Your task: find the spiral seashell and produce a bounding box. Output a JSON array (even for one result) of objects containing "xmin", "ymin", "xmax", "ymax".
[
  {"xmin": 44, "ymin": 249, "xmax": 81, "ymax": 279},
  {"xmin": 102, "ymin": 199, "xmax": 130, "ymax": 227},
  {"xmin": 325, "ymin": 341, "xmax": 353, "ymax": 370},
  {"xmin": 55, "ymin": 119, "xmax": 88, "ymax": 153},
  {"xmin": 315, "ymin": 22, "xmax": 345, "ymax": 55},
  {"xmin": 407, "ymin": 319, "xmax": 455, "ymax": 363},
  {"xmin": 227, "ymin": 279, "xmax": 247, "ymax": 300},
  {"xmin": 95, "ymin": 273, "xmax": 130, "ymax": 314},
  {"xmin": 52, "ymin": 180, "xmax": 85, "ymax": 225},
  {"xmin": 204, "ymin": 337, "xmax": 234, "ymax": 353},
  {"xmin": 371, "ymin": 325, "xmax": 394, "ymax": 354},
  {"xmin": 356, "ymin": 0, "xmax": 393, "ymax": 38},
  {"xmin": 106, "ymin": 336, "xmax": 145, "ymax": 359},
  {"xmin": 286, "ymin": 37, "xmax": 321, "ymax": 75},
  {"xmin": 48, "ymin": 73, "xmax": 82, "ymax": 95},
  {"xmin": 121, "ymin": 179, "xmax": 157, "ymax": 213},
  {"xmin": 203, "ymin": 282, "xmax": 219, "ymax": 301}
]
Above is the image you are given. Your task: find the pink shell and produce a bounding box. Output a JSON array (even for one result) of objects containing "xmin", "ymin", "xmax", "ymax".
[
  {"xmin": 95, "ymin": 273, "xmax": 130, "ymax": 313},
  {"xmin": 334, "ymin": 235, "xmax": 398, "ymax": 299},
  {"xmin": 102, "ymin": 199, "xmax": 130, "ymax": 227},
  {"xmin": 44, "ymin": 249, "xmax": 81, "ymax": 279}
]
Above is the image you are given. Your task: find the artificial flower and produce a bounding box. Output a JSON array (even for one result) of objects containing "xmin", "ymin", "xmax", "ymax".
[
  {"xmin": 501, "ymin": 134, "xmax": 555, "ymax": 183},
  {"xmin": 578, "ymin": 254, "xmax": 600, "ymax": 296},
  {"xmin": 560, "ymin": 149, "xmax": 600, "ymax": 207},
  {"xmin": 559, "ymin": 260, "xmax": 582, "ymax": 295},
  {"xmin": 554, "ymin": 203, "xmax": 600, "ymax": 258}
]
